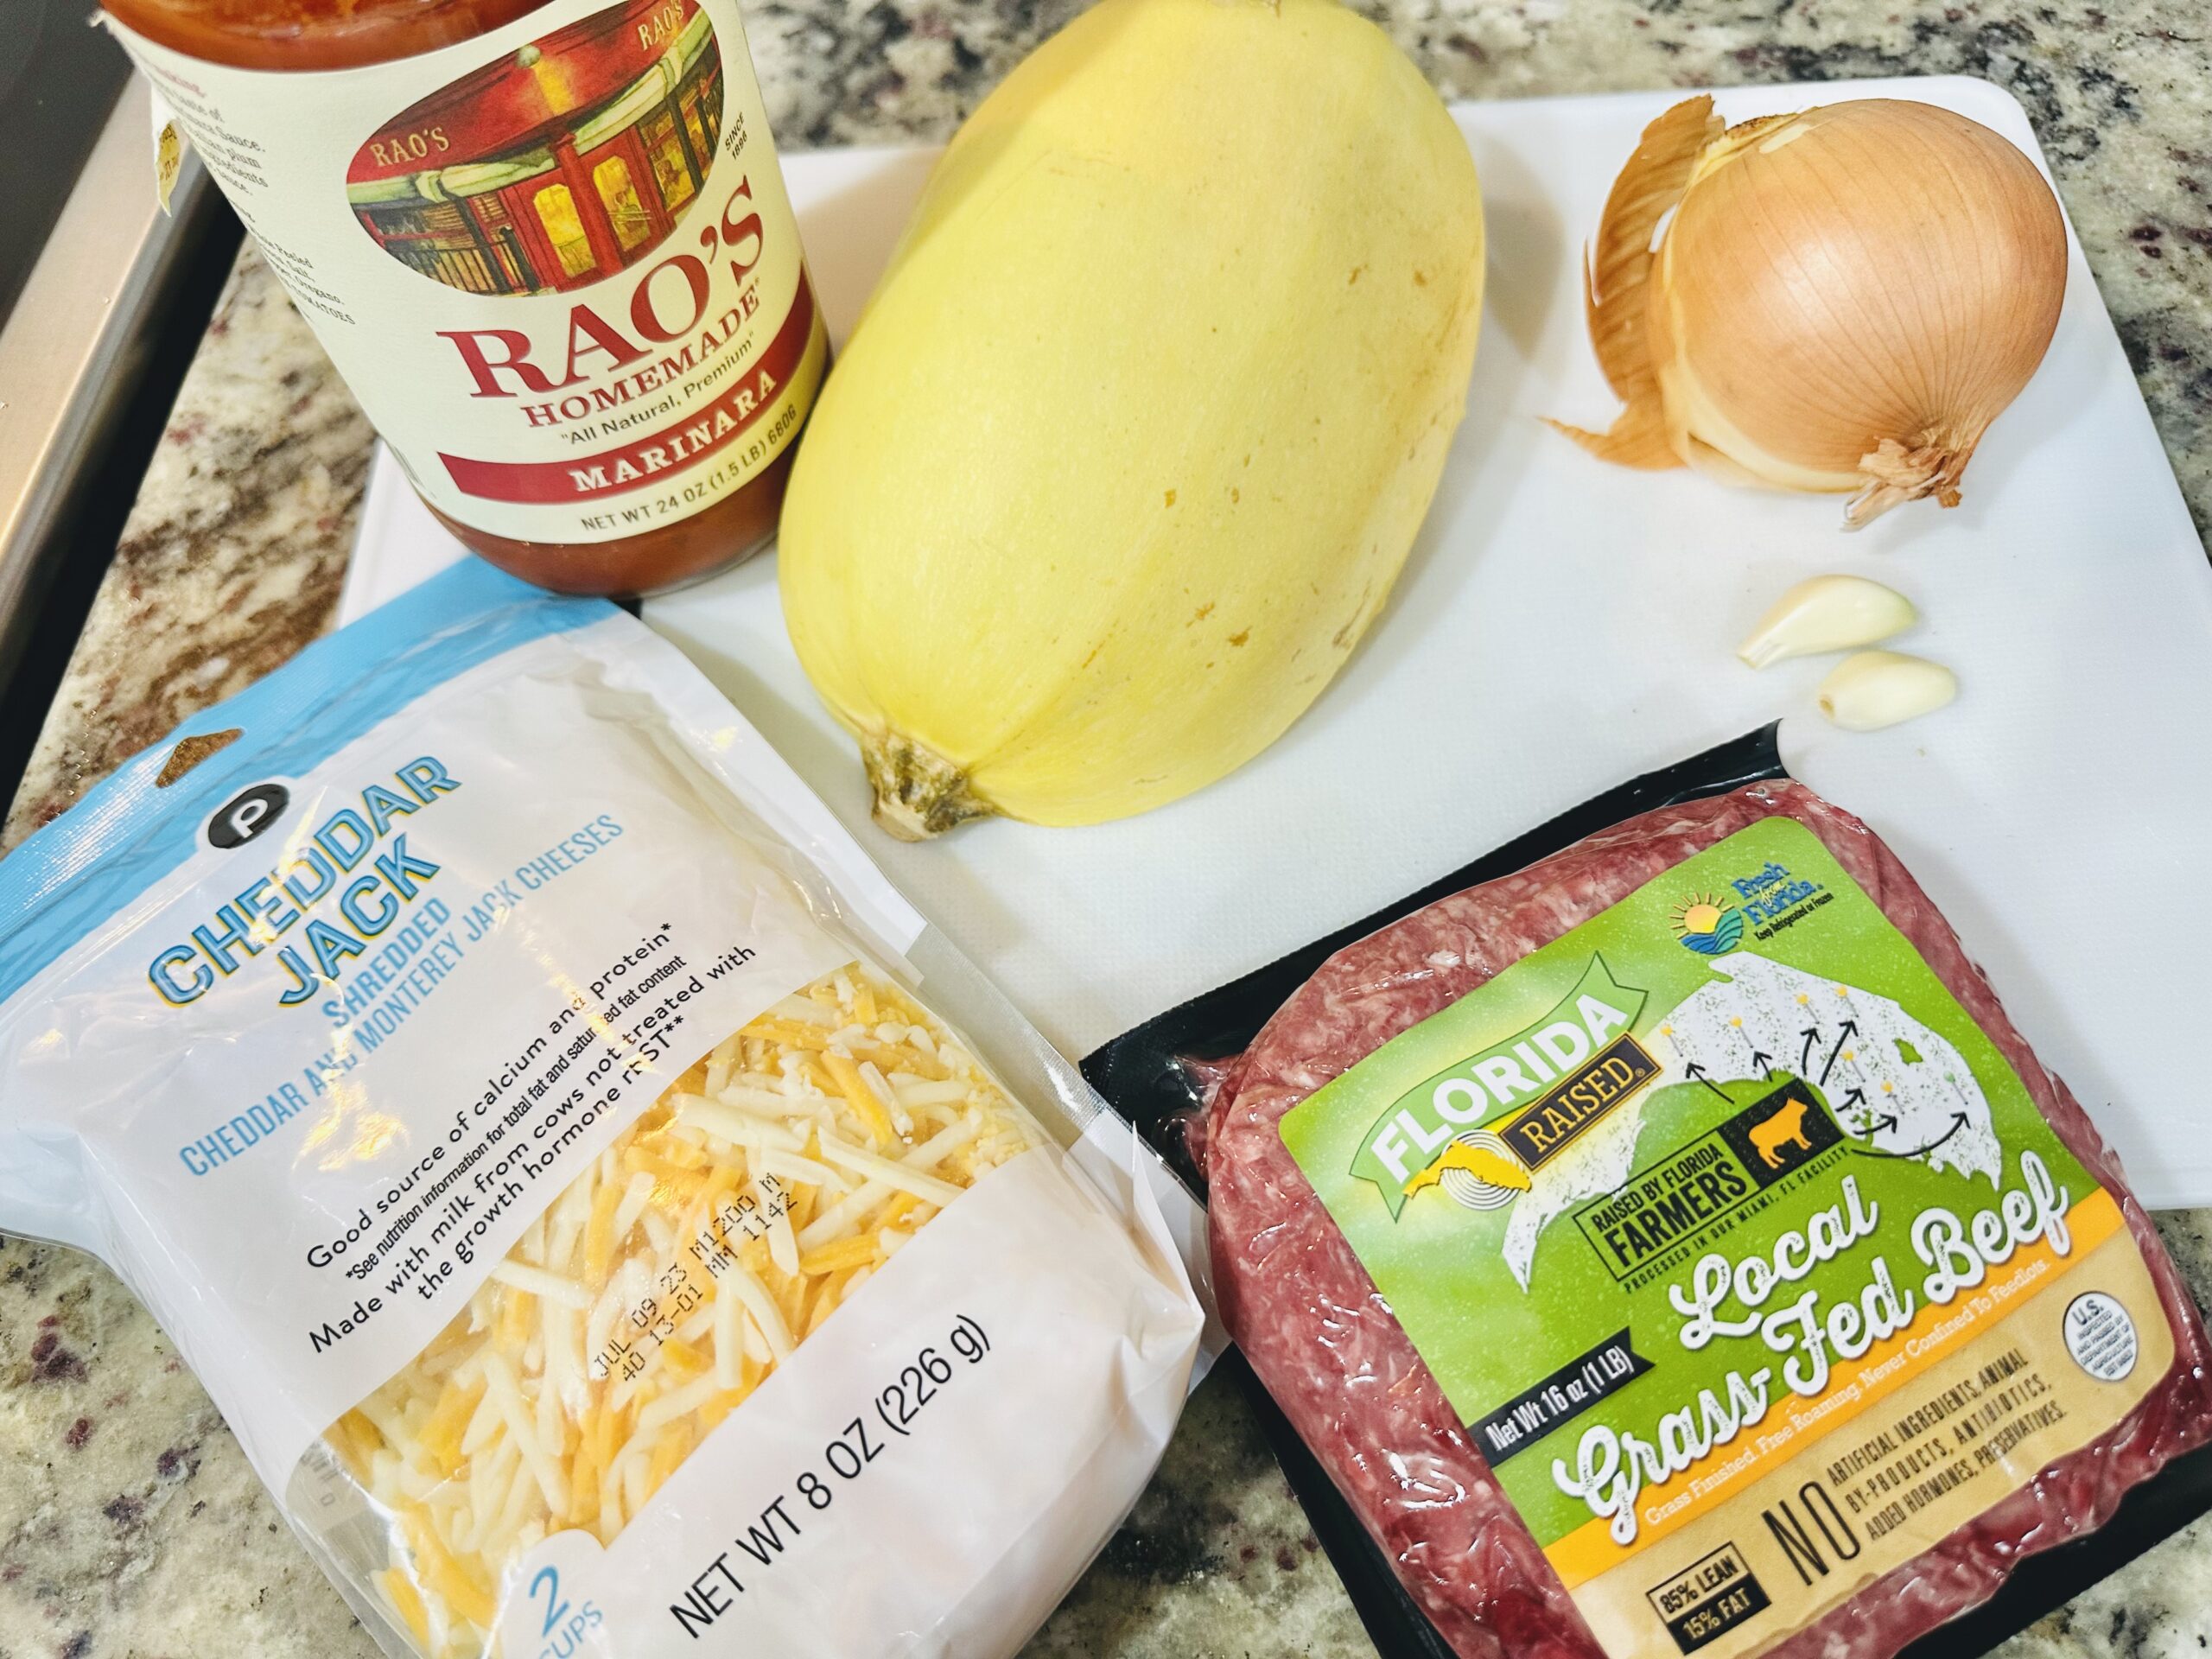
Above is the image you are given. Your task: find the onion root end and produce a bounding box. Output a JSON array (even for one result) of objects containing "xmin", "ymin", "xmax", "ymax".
[{"xmin": 1847, "ymin": 435, "xmax": 1980, "ymax": 528}]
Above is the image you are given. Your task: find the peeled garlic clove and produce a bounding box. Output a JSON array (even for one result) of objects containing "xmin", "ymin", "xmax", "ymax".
[
  {"xmin": 1816, "ymin": 651, "xmax": 1956, "ymax": 731},
  {"xmin": 1738, "ymin": 575, "xmax": 1917, "ymax": 669}
]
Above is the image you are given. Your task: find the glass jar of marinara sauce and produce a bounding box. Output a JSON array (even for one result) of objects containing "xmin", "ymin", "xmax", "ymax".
[{"xmin": 103, "ymin": 0, "xmax": 828, "ymax": 596}]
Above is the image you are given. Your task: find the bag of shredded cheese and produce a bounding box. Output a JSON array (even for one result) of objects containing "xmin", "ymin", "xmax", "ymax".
[{"xmin": 0, "ymin": 560, "xmax": 1205, "ymax": 1659}]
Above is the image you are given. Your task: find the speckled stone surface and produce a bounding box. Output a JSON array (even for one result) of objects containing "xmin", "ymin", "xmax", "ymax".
[
  {"xmin": 1, "ymin": 247, "xmax": 371, "ymax": 850},
  {"xmin": 5, "ymin": 2, "xmax": 2212, "ymax": 1656}
]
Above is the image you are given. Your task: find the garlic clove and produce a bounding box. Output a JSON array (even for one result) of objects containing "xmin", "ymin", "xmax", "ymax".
[
  {"xmin": 1738, "ymin": 575, "xmax": 1916, "ymax": 669},
  {"xmin": 1816, "ymin": 651, "xmax": 1956, "ymax": 732}
]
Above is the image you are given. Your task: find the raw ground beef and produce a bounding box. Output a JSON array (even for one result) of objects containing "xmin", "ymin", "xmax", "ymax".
[{"xmin": 1205, "ymin": 780, "xmax": 2212, "ymax": 1659}]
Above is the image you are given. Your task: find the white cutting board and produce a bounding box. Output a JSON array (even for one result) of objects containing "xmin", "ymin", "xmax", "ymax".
[{"xmin": 342, "ymin": 76, "xmax": 2212, "ymax": 1208}]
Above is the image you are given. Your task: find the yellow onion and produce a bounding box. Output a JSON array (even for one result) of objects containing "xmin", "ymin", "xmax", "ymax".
[{"xmin": 1554, "ymin": 97, "xmax": 2067, "ymax": 526}]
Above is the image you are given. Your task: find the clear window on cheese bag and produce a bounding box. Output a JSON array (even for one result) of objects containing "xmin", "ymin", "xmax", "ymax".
[{"xmin": 291, "ymin": 957, "xmax": 1048, "ymax": 1659}]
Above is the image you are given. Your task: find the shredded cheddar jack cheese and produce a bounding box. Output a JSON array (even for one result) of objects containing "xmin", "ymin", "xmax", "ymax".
[{"xmin": 324, "ymin": 963, "xmax": 1040, "ymax": 1658}]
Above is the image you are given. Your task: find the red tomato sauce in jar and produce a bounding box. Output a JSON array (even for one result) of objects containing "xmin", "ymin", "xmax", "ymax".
[{"xmin": 105, "ymin": 0, "xmax": 825, "ymax": 595}]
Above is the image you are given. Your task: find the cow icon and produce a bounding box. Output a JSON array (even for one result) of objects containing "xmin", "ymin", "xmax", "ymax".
[{"xmin": 1748, "ymin": 1094, "xmax": 1814, "ymax": 1168}]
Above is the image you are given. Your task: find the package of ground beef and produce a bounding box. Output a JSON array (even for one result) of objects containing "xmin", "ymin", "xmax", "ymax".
[{"xmin": 1205, "ymin": 777, "xmax": 2212, "ymax": 1659}]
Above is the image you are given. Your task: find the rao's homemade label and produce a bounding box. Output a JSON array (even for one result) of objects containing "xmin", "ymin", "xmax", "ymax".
[
  {"xmin": 1280, "ymin": 820, "xmax": 2168, "ymax": 1659},
  {"xmin": 109, "ymin": 0, "xmax": 824, "ymax": 545}
]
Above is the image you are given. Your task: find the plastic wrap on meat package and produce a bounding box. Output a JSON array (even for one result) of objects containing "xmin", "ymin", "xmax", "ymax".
[
  {"xmin": 0, "ymin": 560, "xmax": 1204, "ymax": 1659},
  {"xmin": 1204, "ymin": 777, "xmax": 2212, "ymax": 1659}
]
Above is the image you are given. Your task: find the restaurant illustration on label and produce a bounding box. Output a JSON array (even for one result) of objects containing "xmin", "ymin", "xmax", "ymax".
[{"xmin": 346, "ymin": 0, "xmax": 725, "ymax": 296}]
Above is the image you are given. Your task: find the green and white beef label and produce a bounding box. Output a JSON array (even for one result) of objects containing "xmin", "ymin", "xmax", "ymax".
[{"xmin": 1281, "ymin": 818, "xmax": 2166, "ymax": 1659}]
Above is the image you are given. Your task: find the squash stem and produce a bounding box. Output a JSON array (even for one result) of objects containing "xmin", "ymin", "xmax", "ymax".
[{"xmin": 862, "ymin": 731, "xmax": 998, "ymax": 841}]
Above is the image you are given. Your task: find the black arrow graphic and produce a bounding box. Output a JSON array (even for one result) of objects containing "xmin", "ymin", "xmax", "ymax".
[
  {"xmin": 1683, "ymin": 1061, "xmax": 1732, "ymax": 1103},
  {"xmin": 1848, "ymin": 1111, "xmax": 1970, "ymax": 1160},
  {"xmin": 1751, "ymin": 1050, "xmax": 1775, "ymax": 1077},
  {"xmin": 1799, "ymin": 1027, "xmax": 1821, "ymax": 1074},
  {"xmin": 1819, "ymin": 1020, "xmax": 1859, "ymax": 1086},
  {"xmin": 1840, "ymin": 1089, "xmax": 1897, "ymax": 1135}
]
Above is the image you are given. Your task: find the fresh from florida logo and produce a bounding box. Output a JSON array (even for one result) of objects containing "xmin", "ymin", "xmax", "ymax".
[
  {"xmin": 1353, "ymin": 959, "xmax": 1657, "ymax": 1218},
  {"xmin": 1669, "ymin": 892, "xmax": 1745, "ymax": 956},
  {"xmin": 1731, "ymin": 859, "xmax": 1830, "ymax": 933}
]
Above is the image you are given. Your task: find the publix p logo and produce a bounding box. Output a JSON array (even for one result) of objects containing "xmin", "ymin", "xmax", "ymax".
[{"xmin": 207, "ymin": 783, "xmax": 289, "ymax": 849}]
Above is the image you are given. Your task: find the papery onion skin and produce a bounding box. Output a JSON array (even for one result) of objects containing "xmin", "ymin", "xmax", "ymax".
[{"xmin": 1560, "ymin": 98, "xmax": 2069, "ymax": 526}]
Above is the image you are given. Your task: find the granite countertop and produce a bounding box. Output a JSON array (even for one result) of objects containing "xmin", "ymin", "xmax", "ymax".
[{"xmin": 6, "ymin": 1, "xmax": 2212, "ymax": 1655}]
